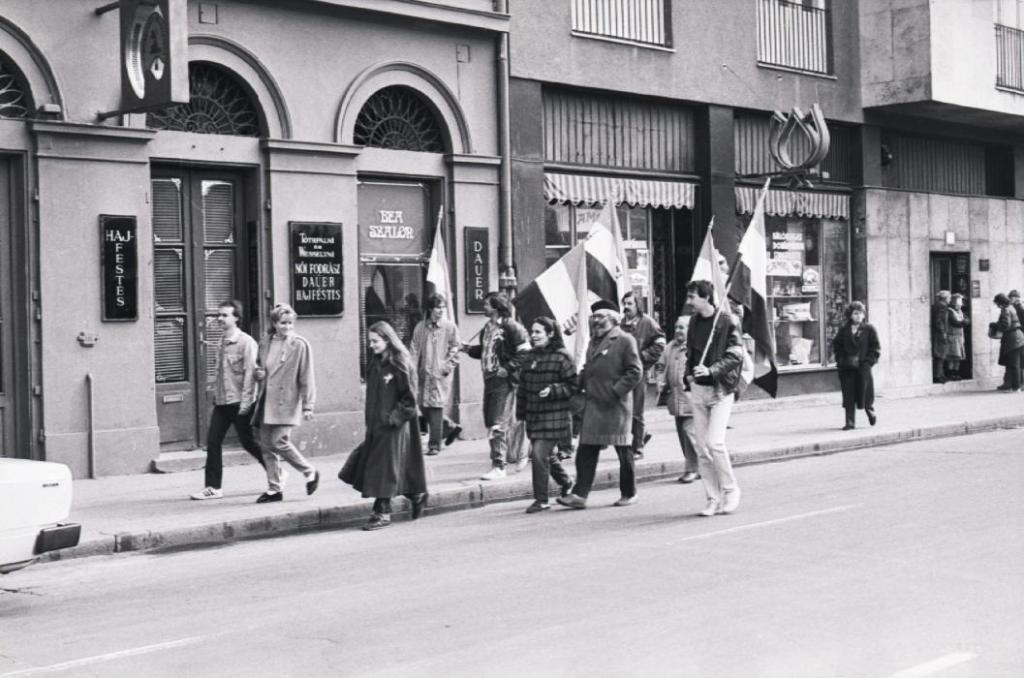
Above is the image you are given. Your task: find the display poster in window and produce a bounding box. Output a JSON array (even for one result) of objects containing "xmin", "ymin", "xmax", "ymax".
[
  {"xmin": 357, "ymin": 181, "xmax": 430, "ymax": 258},
  {"xmin": 100, "ymin": 215, "xmax": 138, "ymax": 321},
  {"xmin": 290, "ymin": 222, "xmax": 344, "ymax": 316},
  {"xmin": 464, "ymin": 227, "xmax": 489, "ymax": 314}
]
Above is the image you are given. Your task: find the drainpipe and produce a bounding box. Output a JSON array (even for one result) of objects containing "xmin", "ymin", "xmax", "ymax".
[
  {"xmin": 495, "ymin": 0, "xmax": 517, "ymax": 295},
  {"xmin": 86, "ymin": 372, "xmax": 96, "ymax": 479}
]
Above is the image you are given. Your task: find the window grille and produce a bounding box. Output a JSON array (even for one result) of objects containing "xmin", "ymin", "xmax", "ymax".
[
  {"xmin": 0, "ymin": 58, "xmax": 30, "ymax": 119},
  {"xmin": 147, "ymin": 62, "xmax": 262, "ymax": 137},
  {"xmin": 353, "ymin": 86, "xmax": 446, "ymax": 153}
]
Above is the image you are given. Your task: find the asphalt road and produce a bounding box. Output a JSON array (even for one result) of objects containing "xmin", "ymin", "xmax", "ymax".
[{"xmin": 2, "ymin": 429, "xmax": 1022, "ymax": 678}]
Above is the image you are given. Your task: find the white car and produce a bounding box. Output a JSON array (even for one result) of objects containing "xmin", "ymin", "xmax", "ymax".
[{"xmin": 0, "ymin": 459, "xmax": 81, "ymax": 574}]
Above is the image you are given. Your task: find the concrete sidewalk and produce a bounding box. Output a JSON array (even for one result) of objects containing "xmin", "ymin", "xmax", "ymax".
[{"xmin": 43, "ymin": 388, "xmax": 1024, "ymax": 564}]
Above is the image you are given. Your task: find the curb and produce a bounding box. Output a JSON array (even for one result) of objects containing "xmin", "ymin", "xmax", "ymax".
[{"xmin": 40, "ymin": 415, "xmax": 1024, "ymax": 565}]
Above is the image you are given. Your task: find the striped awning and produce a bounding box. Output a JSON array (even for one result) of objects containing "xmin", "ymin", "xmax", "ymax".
[
  {"xmin": 735, "ymin": 186, "xmax": 849, "ymax": 220},
  {"xmin": 544, "ymin": 172, "xmax": 696, "ymax": 209}
]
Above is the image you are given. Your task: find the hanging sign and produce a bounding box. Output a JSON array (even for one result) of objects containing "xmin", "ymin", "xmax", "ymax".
[
  {"xmin": 464, "ymin": 227, "xmax": 489, "ymax": 314},
  {"xmin": 357, "ymin": 181, "xmax": 430, "ymax": 258},
  {"xmin": 100, "ymin": 215, "xmax": 138, "ymax": 321},
  {"xmin": 290, "ymin": 222, "xmax": 344, "ymax": 316},
  {"xmin": 119, "ymin": 0, "xmax": 189, "ymax": 112}
]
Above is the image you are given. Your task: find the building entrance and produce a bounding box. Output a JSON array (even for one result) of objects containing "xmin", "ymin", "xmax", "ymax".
[
  {"xmin": 930, "ymin": 251, "xmax": 973, "ymax": 380},
  {"xmin": 0, "ymin": 158, "xmax": 15, "ymax": 457},
  {"xmin": 152, "ymin": 167, "xmax": 254, "ymax": 449}
]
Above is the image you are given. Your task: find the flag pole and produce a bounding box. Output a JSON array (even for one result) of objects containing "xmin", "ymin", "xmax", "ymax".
[{"xmin": 697, "ymin": 251, "xmax": 744, "ymax": 367}]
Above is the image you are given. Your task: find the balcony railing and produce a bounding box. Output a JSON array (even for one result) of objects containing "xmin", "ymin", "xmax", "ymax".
[
  {"xmin": 757, "ymin": 0, "xmax": 832, "ymax": 75},
  {"xmin": 996, "ymin": 23, "xmax": 1024, "ymax": 91},
  {"xmin": 572, "ymin": 0, "xmax": 671, "ymax": 47}
]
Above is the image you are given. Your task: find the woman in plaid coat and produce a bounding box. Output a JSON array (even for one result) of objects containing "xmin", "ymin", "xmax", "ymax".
[{"xmin": 516, "ymin": 317, "xmax": 577, "ymax": 513}]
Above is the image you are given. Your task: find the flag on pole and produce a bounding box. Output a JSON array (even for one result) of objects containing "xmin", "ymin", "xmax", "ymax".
[
  {"xmin": 572, "ymin": 237, "xmax": 591, "ymax": 369},
  {"xmin": 514, "ymin": 200, "xmax": 629, "ymax": 351},
  {"xmin": 690, "ymin": 217, "xmax": 728, "ymax": 308},
  {"xmin": 425, "ymin": 206, "xmax": 454, "ymax": 323},
  {"xmin": 732, "ymin": 178, "xmax": 778, "ymax": 397}
]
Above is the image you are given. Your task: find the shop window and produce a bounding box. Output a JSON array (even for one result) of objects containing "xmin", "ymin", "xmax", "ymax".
[
  {"xmin": 543, "ymin": 202, "xmax": 653, "ymax": 315},
  {"xmin": 147, "ymin": 62, "xmax": 263, "ymax": 137},
  {"xmin": 761, "ymin": 216, "xmax": 849, "ymax": 369}
]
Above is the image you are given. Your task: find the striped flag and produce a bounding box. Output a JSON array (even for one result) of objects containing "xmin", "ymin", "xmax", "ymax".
[
  {"xmin": 690, "ymin": 217, "xmax": 728, "ymax": 308},
  {"xmin": 425, "ymin": 207, "xmax": 454, "ymax": 323},
  {"xmin": 732, "ymin": 179, "xmax": 778, "ymax": 397},
  {"xmin": 514, "ymin": 202, "xmax": 628, "ymax": 355}
]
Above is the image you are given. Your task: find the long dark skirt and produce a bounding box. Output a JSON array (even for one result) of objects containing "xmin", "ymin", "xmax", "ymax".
[
  {"xmin": 838, "ymin": 365, "xmax": 874, "ymax": 411},
  {"xmin": 339, "ymin": 420, "xmax": 427, "ymax": 499}
]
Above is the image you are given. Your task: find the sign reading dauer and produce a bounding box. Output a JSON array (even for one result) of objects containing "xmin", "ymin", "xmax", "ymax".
[
  {"xmin": 464, "ymin": 227, "xmax": 489, "ymax": 314},
  {"xmin": 100, "ymin": 215, "xmax": 138, "ymax": 321},
  {"xmin": 290, "ymin": 222, "xmax": 344, "ymax": 316}
]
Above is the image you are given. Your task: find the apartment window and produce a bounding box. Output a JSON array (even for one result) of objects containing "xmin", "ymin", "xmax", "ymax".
[
  {"xmin": 571, "ymin": 0, "xmax": 671, "ymax": 48},
  {"xmin": 756, "ymin": 0, "xmax": 833, "ymax": 75},
  {"xmin": 995, "ymin": 0, "xmax": 1024, "ymax": 91}
]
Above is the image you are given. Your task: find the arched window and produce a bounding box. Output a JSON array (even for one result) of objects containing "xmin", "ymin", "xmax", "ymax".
[
  {"xmin": 0, "ymin": 56, "xmax": 31, "ymax": 119},
  {"xmin": 147, "ymin": 62, "xmax": 262, "ymax": 136},
  {"xmin": 354, "ymin": 86, "xmax": 445, "ymax": 152}
]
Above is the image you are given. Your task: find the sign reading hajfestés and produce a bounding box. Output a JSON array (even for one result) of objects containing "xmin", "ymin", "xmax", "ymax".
[
  {"xmin": 100, "ymin": 215, "xmax": 138, "ymax": 322},
  {"xmin": 290, "ymin": 222, "xmax": 344, "ymax": 316},
  {"xmin": 119, "ymin": 0, "xmax": 188, "ymax": 112},
  {"xmin": 768, "ymin": 103, "xmax": 831, "ymax": 178}
]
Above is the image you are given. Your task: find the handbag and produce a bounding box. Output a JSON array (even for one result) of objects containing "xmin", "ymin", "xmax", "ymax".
[{"xmin": 988, "ymin": 322, "xmax": 1003, "ymax": 340}]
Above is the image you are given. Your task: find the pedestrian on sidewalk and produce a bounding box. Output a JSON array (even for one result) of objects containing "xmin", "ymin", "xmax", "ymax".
[
  {"xmin": 409, "ymin": 292, "xmax": 462, "ymax": 456},
  {"xmin": 1010, "ymin": 290, "xmax": 1024, "ymax": 388},
  {"xmin": 991, "ymin": 293, "xmax": 1024, "ymax": 392},
  {"xmin": 557, "ymin": 299, "xmax": 642, "ymax": 510},
  {"xmin": 931, "ymin": 290, "xmax": 951, "ymax": 384},
  {"xmin": 516, "ymin": 317, "xmax": 577, "ymax": 513},
  {"xmin": 832, "ymin": 301, "xmax": 881, "ymax": 430},
  {"xmin": 620, "ymin": 291, "xmax": 666, "ymax": 460},
  {"xmin": 656, "ymin": 315, "xmax": 699, "ymax": 484},
  {"xmin": 191, "ymin": 300, "xmax": 266, "ymax": 501},
  {"xmin": 252, "ymin": 303, "xmax": 319, "ymax": 504},
  {"xmin": 339, "ymin": 321, "xmax": 428, "ymax": 531},
  {"xmin": 684, "ymin": 280, "xmax": 745, "ymax": 517},
  {"xmin": 461, "ymin": 292, "xmax": 531, "ymax": 481},
  {"xmin": 944, "ymin": 293, "xmax": 969, "ymax": 381}
]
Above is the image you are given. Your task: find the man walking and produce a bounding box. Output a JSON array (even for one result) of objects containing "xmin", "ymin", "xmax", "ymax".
[
  {"xmin": 409, "ymin": 292, "xmax": 462, "ymax": 456},
  {"xmin": 620, "ymin": 291, "xmax": 665, "ymax": 459},
  {"xmin": 462, "ymin": 292, "xmax": 531, "ymax": 480},
  {"xmin": 190, "ymin": 300, "xmax": 265, "ymax": 500},
  {"xmin": 684, "ymin": 281, "xmax": 745, "ymax": 517},
  {"xmin": 557, "ymin": 299, "xmax": 642, "ymax": 509}
]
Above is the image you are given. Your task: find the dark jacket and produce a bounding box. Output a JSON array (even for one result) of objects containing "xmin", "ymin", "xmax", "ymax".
[
  {"xmin": 516, "ymin": 346, "xmax": 578, "ymax": 441},
  {"xmin": 338, "ymin": 355, "xmax": 426, "ymax": 499},
  {"xmin": 578, "ymin": 327, "xmax": 642, "ymax": 446},
  {"xmin": 466, "ymin": 317, "xmax": 530, "ymax": 386},
  {"xmin": 684, "ymin": 311, "xmax": 744, "ymax": 396},
  {"xmin": 932, "ymin": 301, "xmax": 950, "ymax": 359},
  {"xmin": 832, "ymin": 321, "xmax": 880, "ymax": 411},
  {"xmin": 621, "ymin": 312, "xmax": 666, "ymax": 371},
  {"xmin": 995, "ymin": 306, "xmax": 1024, "ymax": 364}
]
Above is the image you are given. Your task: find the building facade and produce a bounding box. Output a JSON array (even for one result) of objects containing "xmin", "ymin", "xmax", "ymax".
[
  {"xmin": 508, "ymin": 0, "xmax": 1024, "ymax": 398},
  {"xmin": 0, "ymin": 0, "xmax": 508, "ymax": 473}
]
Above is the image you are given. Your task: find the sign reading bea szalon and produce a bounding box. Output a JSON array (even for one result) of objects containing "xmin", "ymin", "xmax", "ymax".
[
  {"xmin": 357, "ymin": 181, "xmax": 429, "ymax": 257},
  {"xmin": 290, "ymin": 222, "xmax": 343, "ymax": 316},
  {"xmin": 100, "ymin": 215, "xmax": 138, "ymax": 321}
]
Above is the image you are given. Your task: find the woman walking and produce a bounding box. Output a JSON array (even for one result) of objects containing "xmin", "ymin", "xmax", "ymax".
[
  {"xmin": 515, "ymin": 317, "xmax": 576, "ymax": 513},
  {"xmin": 656, "ymin": 315, "xmax": 700, "ymax": 484},
  {"xmin": 832, "ymin": 301, "xmax": 881, "ymax": 430},
  {"xmin": 253, "ymin": 303, "xmax": 320, "ymax": 503},
  {"xmin": 991, "ymin": 293, "xmax": 1024, "ymax": 392},
  {"xmin": 944, "ymin": 293, "xmax": 969, "ymax": 380},
  {"xmin": 339, "ymin": 321, "xmax": 428, "ymax": 530}
]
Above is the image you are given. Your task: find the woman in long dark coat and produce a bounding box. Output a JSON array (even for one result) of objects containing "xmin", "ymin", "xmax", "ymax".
[
  {"xmin": 991, "ymin": 293, "xmax": 1024, "ymax": 392},
  {"xmin": 832, "ymin": 301, "xmax": 881, "ymax": 430},
  {"xmin": 515, "ymin": 317, "xmax": 577, "ymax": 513},
  {"xmin": 339, "ymin": 321, "xmax": 428, "ymax": 530}
]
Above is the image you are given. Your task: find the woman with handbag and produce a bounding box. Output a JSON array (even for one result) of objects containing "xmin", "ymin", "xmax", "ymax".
[
  {"xmin": 339, "ymin": 321, "xmax": 428, "ymax": 530},
  {"xmin": 944, "ymin": 293, "xmax": 970, "ymax": 380},
  {"xmin": 991, "ymin": 293, "xmax": 1024, "ymax": 392},
  {"xmin": 655, "ymin": 315, "xmax": 700, "ymax": 484},
  {"xmin": 515, "ymin": 317, "xmax": 576, "ymax": 513},
  {"xmin": 832, "ymin": 301, "xmax": 881, "ymax": 430}
]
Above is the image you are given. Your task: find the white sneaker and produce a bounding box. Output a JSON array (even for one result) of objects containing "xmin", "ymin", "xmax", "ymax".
[
  {"xmin": 190, "ymin": 487, "xmax": 223, "ymax": 500},
  {"xmin": 514, "ymin": 456, "xmax": 530, "ymax": 472},
  {"xmin": 480, "ymin": 466, "xmax": 507, "ymax": 481},
  {"xmin": 698, "ymin": 499, "xmax": 720, "ymax": 517},
  {"xmin": 720, "ymin": 488, "xmax": 742, "ymax": 514}
]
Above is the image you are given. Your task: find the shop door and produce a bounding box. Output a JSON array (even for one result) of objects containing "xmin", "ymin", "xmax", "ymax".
[
  {"xmin": 152, "ymin": 168, "xmax": 249, "ymax": 448},
  {"xmin": 0, "ymin": 158, "xmax": 14, "ymax": 457},
  {"xmin": 930, "ymin": 252, "xmax": 972, "ymax": 379}
]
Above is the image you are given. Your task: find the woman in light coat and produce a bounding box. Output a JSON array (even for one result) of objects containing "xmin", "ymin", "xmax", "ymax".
[
  {"xmin": 252, "ymin": 303, "xmax": 319, "ymax": 503},
  {"xmin": 656, "ymin": 315, "xmax": 699, "ymax": 484},
  {"xmin": 339, "ymin": 321, "xmax": 428, "ymax": 530},
  {"xmin": 944, "ymin": 293, "xmax": 969, "ymax": 380}
]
